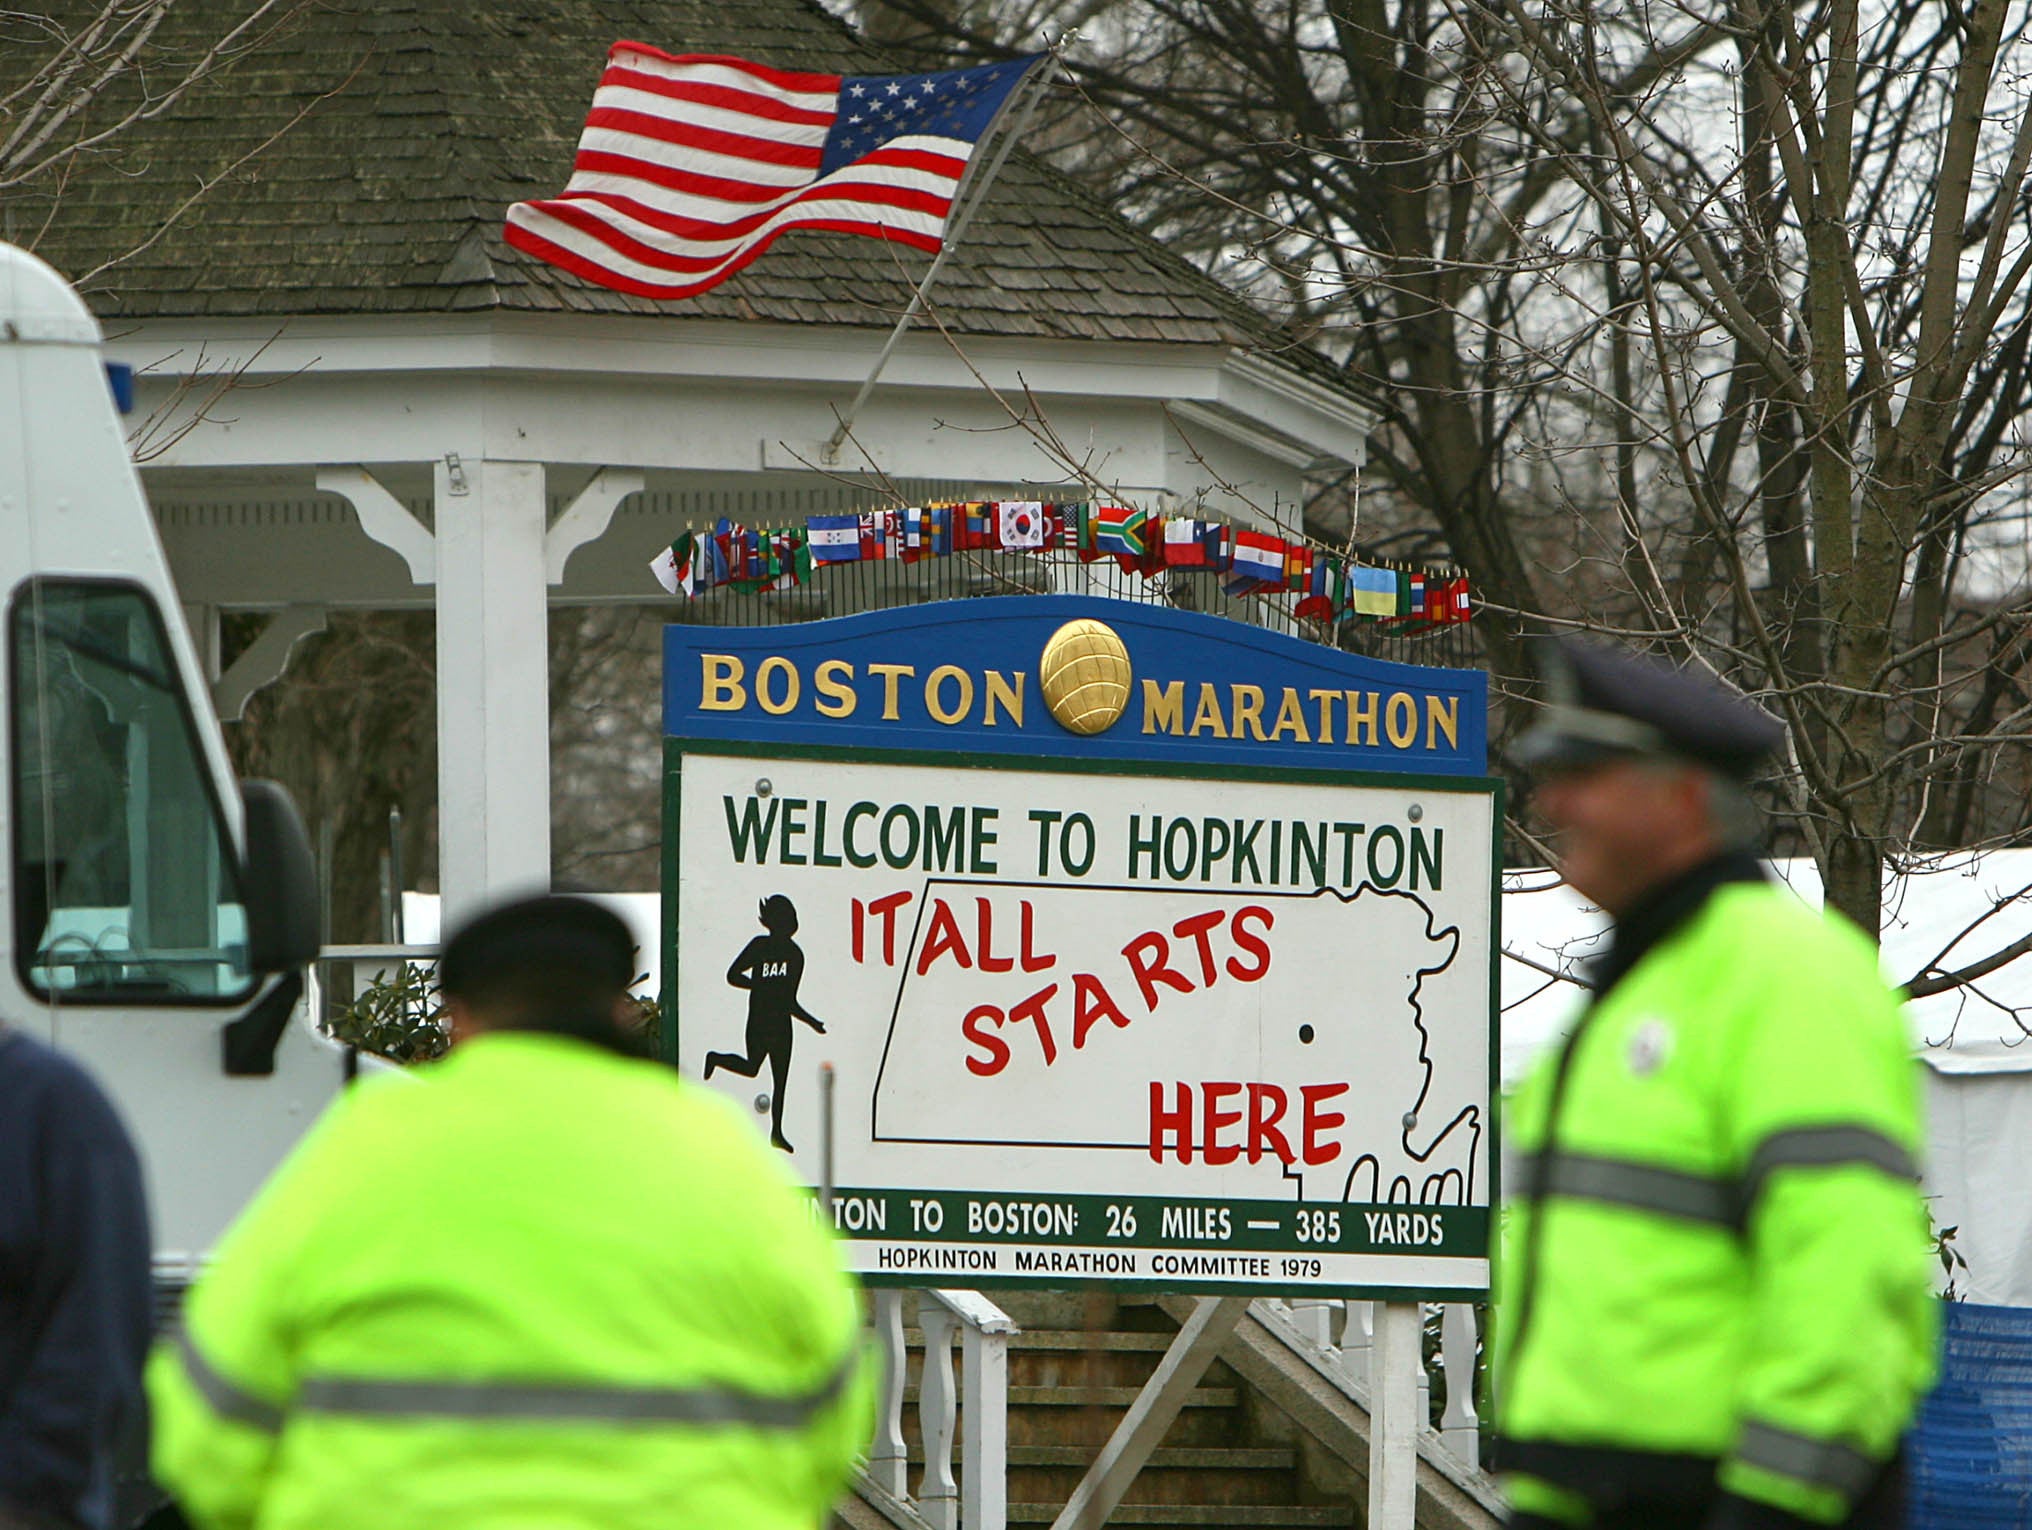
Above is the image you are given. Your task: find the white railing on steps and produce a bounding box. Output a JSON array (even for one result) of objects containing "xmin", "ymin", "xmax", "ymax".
[
  {"xmin": 864, "ymin": 1289, "xmax": 1480, "ymax": 1530},
  {"xmin": 1275, "ymin": 1298, "xmax": 1484, "ymax": 1469},
  {"xmin": 1438, "ymin": 1302, "xmax": 1483, "ymax": 1467},
  {"xmin": 867, "ymin": 1288, "xmax": 1015, "ymax": 1530}
]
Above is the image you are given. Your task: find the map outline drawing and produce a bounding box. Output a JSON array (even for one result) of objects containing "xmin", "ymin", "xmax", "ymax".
[{"xmin": 867, "ymin": 878, "xmax": 1480, "ymax": 1204}]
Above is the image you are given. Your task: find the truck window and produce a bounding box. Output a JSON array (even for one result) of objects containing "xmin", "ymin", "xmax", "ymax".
[{"xmin": 11, "ymin": 581, "xmax": 255, "ymax": 1003}]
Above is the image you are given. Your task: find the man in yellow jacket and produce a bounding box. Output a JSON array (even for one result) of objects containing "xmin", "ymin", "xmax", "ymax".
[
  {"xmin": 1494, "ymin": 640, "xmax": 1936, "ymax": 1530},
  {"xmin": 149, "ymin": 894, "xmax": 869, "ymax": 1530}
]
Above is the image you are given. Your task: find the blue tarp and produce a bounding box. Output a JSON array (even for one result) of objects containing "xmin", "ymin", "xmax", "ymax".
[{"xmin": 1911, "ymin": 1302, "xmax": 2032, "ymax": 1528}]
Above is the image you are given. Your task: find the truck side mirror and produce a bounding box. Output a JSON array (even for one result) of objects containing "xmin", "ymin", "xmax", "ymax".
[{"xmin": 240, "ymin": 779, "xmax": 319, "ymax": 973}]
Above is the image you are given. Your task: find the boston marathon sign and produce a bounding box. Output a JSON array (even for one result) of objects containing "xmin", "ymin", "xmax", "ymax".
[{"xmin": 664, "ymin": 595, "xmax": 1498, "ymax": 1297}]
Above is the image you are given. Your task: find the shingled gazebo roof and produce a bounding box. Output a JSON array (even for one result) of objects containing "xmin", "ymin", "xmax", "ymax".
[{"xmin": 14, "ymin": 0, "xmax": 1330, "ymax": 373}]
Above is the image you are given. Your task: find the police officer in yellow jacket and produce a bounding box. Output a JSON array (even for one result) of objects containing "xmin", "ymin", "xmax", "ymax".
[
  {"xmin": 148, "ymin": 894, "xmax": 870, "ymax": 1530},
  {"xmin": 1494, "ymin": 640, "xmax": 1936, "ymax": 1530}
]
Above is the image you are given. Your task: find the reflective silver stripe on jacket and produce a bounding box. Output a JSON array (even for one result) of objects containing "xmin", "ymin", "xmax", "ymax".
[
  {"xmin": 298, "ymin": 1347, "xmax": 856, "ymax": 1425},
  {"xmin": 1513, "ymin": 1149, "xmax": 1736, "ymax": 1227},
  {"xmin": 1735, "ymin": 1419, "xmax": 1883, "ymax": 1499},
  {"xmin": 1518, "ymin": 1124, "xmax": 1919, "ymax": 1231},
  {"xmin": 296, "ymin": 1356, "xmax": 853, "ymax": 1426},
  {"xmin": 1740, "ymin": 1126, "xmax": 1918, "ymax": 1208},
  {"xmin": 181, "ymin": 1320, "xmax": 857, "ymax": 1432},
  {"xmin": 175, "ymin": 1325, "xmax": 285, "ymax": 1434}
]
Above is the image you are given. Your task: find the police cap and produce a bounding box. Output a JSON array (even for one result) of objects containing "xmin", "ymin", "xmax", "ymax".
[
  {"xmin": 1515, "ymin": 637, "xmax": 1784, "ymax": 779},
  {"xmin": 438, "ymin": 893, "xmax": 635, "ymax": 1001}
]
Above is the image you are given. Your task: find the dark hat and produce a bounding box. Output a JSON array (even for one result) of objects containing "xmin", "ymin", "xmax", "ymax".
[
  {"xmin": 438, "ymin": 893, "xmax": 635, "ymax": 1000},
  {"xmin": 1515, "ymin": 638, "xmax": 1784, "ymax": 779}
]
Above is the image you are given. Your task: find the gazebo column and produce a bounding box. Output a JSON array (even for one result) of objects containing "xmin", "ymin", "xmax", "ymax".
[{"xmin": 434, "ymin": 456, "xmax": 552, "ymax": 925}]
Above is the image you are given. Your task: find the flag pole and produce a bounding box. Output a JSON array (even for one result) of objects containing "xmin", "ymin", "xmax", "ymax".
[{"xmin": 820, "ymin": 55, "xmax": 1055, "ymax": 465}]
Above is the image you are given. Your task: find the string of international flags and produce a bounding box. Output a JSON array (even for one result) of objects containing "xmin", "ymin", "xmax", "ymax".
[{"xmin": 648, "ymin": 502, "xmax": 1474, "ymax": 625}]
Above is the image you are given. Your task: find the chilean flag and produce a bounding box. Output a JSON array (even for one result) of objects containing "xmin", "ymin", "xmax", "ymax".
[{"xmin": 1163, "ymin": 518, "xmax": 1226, "ymax": 569}]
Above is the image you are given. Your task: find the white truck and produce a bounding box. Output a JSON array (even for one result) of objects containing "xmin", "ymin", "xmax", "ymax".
[{"xmin": 2, "ymin": 238, "xmax": 341, "ymax": 1270}]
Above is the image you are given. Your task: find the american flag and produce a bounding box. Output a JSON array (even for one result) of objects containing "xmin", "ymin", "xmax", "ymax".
[{"xmin": 504, "ymin": 44, "xmax": 1043, "ymax": 300}]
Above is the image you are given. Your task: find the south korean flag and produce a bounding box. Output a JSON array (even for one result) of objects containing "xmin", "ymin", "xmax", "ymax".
[{"xmin": 998, "ymin": 500, "xmax": 1046, "ymax": 549}]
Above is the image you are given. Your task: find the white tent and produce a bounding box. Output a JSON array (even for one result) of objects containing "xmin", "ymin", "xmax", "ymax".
[{"xmin": 1502, "ymin": 852, "xmax": 2032, "ymax": 1306}]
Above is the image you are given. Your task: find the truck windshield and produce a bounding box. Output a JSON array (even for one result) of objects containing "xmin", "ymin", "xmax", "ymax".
[{"xmin": 11, "ymin": 581, "xmax": 255, "ymax": 1003}]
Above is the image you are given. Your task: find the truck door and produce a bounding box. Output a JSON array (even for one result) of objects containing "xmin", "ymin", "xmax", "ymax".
[{"xmin": 8, "ymin": 577, "xmax": 344, "ymax": 1259}]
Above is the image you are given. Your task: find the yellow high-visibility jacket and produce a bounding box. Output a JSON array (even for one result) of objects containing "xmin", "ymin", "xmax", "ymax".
[
  {"xmin": 1493, "ymin": 869, "xmax": 1938, "ymax": 1525},
  {"xmin": 149, "ymin": 1031, "xmax": 870, "ymax": 1530}
]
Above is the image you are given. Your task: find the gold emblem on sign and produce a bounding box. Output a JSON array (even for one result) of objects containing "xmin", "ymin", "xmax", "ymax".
[{"xmin": 1040, "ymin": 619, "xmax": 1133, "ymax": 735}]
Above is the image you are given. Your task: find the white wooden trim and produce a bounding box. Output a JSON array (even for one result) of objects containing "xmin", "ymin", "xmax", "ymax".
[
  {"xmin": 316, "ymin": 466, "xmax": 434, "ymax": 584},
  {"xmin": 1165, "ymin": 399, "xmax": 1322, "ymax": 471},
  {"xmin": 213, "ymin": 604, "xmax": 328, "ymax": 721},
  {"xmin": 917, "ymin": 1303, "xmax": 960, "ymax": 1530},
  {"xmin": 108, "ymin": 316, "xmax": 1372, "ymax": 466},
  {"xmin": 957, "ymin": 1318, "xmax": 1009, "ymax": 1530},
  {"xmin": 432, "ymin": 458, "xmax": 550, "ymax": 923},
  {"xmin": 867, "ymin": 1291, "xmax": 910, "ymax": 1498},
  {"xmin": 1439, "ymin": 1303, "xmax": 1481, "ymax": 1468},
  {"xmin": 545, "ymin": 467, "xmax": 644, "ymax": 585}
]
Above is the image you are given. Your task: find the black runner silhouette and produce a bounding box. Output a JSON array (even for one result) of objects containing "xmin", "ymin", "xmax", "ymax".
[{"xmin": 704, "ymin": 895, "xmax": 825, "ymax": 1151}]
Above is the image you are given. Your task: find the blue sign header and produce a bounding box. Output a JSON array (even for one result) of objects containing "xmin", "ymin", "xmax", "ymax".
[{"xmin": 664, "ymin": 595, "xmax": 1487, "ymax": 774}]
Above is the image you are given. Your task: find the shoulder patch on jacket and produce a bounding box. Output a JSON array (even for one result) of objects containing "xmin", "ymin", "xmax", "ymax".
[{"xmin": 1627, "ymin": 1016, "xmax": 1674, "ymax": 1077}]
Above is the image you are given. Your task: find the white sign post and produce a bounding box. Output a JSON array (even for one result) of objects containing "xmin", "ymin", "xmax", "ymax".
[{"xmin": 1371, "ymin": 1301, "xmax": 1423, "ymax": 1530}]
